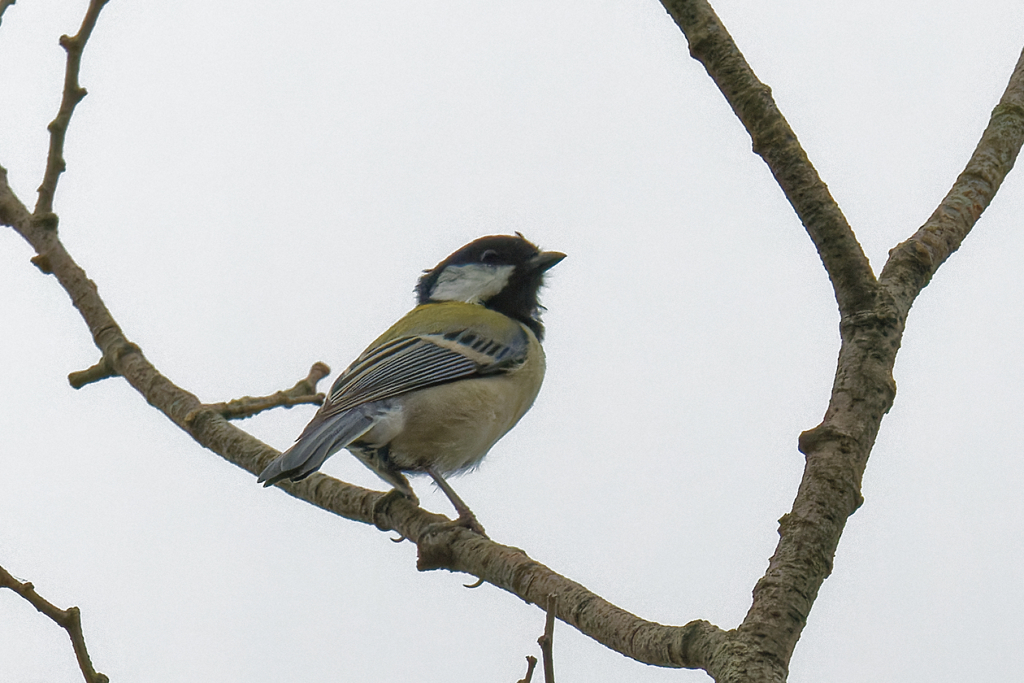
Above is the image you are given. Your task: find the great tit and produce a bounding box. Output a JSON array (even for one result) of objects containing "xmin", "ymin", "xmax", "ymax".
[{"xmin": 258, "ymin": 234, "xmax": 564, "ymax": 534}]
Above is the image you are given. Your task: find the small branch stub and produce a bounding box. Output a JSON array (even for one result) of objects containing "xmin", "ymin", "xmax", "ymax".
[
  {"xmin": 68, "ymin": 341, "xmax": 140, "ymax": 389},
  {"xmin": 68, "ymin": 356, "xmax": 116, "ymax": 389},
  {"xmin": 517, "ymin": 655, "xmax": 538, "ymax": 683}
]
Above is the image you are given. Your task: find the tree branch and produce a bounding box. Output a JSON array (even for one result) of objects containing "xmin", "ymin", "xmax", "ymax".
[
  {"xmin": 659, "ymin": 0, "xmax": 880, "ymax": 317},
  {"xmin": 0, "ymin": 564, "xmax": 108, "ymax": 683},
  {"xmin": 3, "ymin": 3, "xmax": 736, "ymax": 664},
  {"xmin": 0, "ymin": 0, "xmax": 17, "ymax": 27},
  {"xmin": 5, "ymin": 158, "xmax": 732, "ymax": 672},
  {"xmin": 654, "ymin": 3, "xmax": 894, "ymax": 677},
  {"xmin": 198, "ymin": 362, "xmax": 330, "ymax": 421},
  {"xmin": 34, "ymin": 0, "xmax": 109, "ymax": 219},
  {"xmin": 538, "ymin": 594, "xmax": 557, "ymax": 683},
  {"xmin": 657, "ymin": 3, "xmax": 1024, "ymax": 681},
  {"xmin": 880, "ymin": 46, "xmax": 1024, "ymax": 313},
  {"xmin": 517, "ymin": 655, "xmax": 538, "ymax": 683},
  {"xmin": 0, "ymin": 163, "xmax": 30, "ymax": 227},
  {"xmin": 7, "ymin": 1, "xmax": 1024, "ymax": 680}
]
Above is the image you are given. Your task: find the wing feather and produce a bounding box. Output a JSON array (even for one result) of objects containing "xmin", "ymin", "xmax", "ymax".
[{"xmin": 318, "ymin": 326, "xmax": 529, "ymax": 420}]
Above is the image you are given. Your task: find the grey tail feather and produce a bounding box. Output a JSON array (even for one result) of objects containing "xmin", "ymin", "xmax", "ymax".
[{"xmin": 257, "ymin": 408, "xmax": 379, "ymax": 487}]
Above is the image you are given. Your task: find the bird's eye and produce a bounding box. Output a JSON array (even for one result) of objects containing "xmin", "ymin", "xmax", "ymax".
[{"xmin": 480, "ymin": 249, "xmax": 501, "ymax": 264}]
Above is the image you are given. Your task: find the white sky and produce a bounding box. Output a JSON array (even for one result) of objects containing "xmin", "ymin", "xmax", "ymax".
[{"xmin": 2, "ymin": 1, "xmax": 1023, "ymax": 681}]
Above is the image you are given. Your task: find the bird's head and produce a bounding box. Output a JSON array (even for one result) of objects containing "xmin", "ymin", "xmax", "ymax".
[{"xmin": 417, "ymin": 234, "xmax": 565, "ymax": 339}]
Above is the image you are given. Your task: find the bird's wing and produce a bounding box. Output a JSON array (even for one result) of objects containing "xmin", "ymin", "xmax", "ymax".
[
  {"xmin": 314, "ymin": 323, "xmax": 530, "ymax": 423},
  {"xmin": 258, "ymin": 305, "xmax": 533, "ymax": 487},
  {"xmin": 260, "ymin": 327, "xmax": 528, "ymax": 487}
]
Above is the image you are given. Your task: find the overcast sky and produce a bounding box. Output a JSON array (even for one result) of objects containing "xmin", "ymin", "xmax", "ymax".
[{"xmin": 2, "ymin": 1, "xmax": 1023, "ymax": 681}]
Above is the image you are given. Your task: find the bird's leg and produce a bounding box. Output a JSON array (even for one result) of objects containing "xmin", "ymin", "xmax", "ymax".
[
  {"xmin": 371, "ymin": 466, "xmax": 419, "ymax": 540},
  {"xmin": 426, "ymin": 466, "xmax": 487, "ymax": 536}
]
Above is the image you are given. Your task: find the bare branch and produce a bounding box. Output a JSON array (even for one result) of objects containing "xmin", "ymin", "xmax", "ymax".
[
  {"xmin": 658, "ymin": 0, "xmax": 880, "ymax": 316},
  {"xmin": 0, "ymin": 165, "xmax": 30, "ymax": 228},
  {"xmin": 68, "ymin": 357, "xmax": 118, "ymax": 388},
  {"xmin": 68, "ymin": 340, "xmax": 140, "ymax": 388},
  {"xmin": 651, "ymin": 3, "xmax": 1022, "ymax": 680},
  {"xmin": 197, "ymin": 362, "xmax": 330, "ymax": 421},
  {"xmin": 34, "ymin": 0, "xmax": 110, "ymax": 218},
  {"xmin": 9, "ymin": 154, "xmax": 738, "ymax": 668},
  {"xmin": 880, "ymin": 46, "xmax": 1024, "ymax": 312},
  {"xmin": 538, "ymin": 594, "xmax": 557, "ymax": 683},
  {"xmin": 7, "ymin": 1, "xmax": 1022, "ymax": 679},
  {"xmin": 0, "ymin": 0, "xmax": 17, "ymax": 27},
  {"xmin": 0, "ymin": 564, "xmax": 108, "ymax": 683}
]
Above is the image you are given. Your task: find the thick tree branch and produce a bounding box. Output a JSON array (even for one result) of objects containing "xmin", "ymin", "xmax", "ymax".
[
  {"xmin": 0, "ymin": 164, "xmax": 29, "ymax": 226},
  {"xmin": 0, "ymin": 0, "xmax": 17, "ymax": 27},
  {"xmin": 659, "ymin": 0, "xmax": 880, "ymax": 317},
  {"xmin": 657, "ymin": 3, "xmax": 1024, "ymax": 682},
  {"xmin": 0, "ymin": 564, "xmax": 108, "ymax": 683},
  {"xmin": 880, "ymin": 46, "xmax": 1024, "ymax": 313},
  {"xmin": 654, "ymin": 2, "xmax": 893, "ymax": 678}
]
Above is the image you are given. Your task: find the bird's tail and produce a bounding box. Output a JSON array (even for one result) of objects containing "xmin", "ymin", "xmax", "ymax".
[{"xmin": 257, "ymin": 407, "xmax": 378, "ymax": 487}]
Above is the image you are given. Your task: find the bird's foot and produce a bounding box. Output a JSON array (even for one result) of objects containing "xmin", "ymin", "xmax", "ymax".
[
  {"xmin": 424, "ymin": 509, "xmax": 487, "ymax": 538},
  {"xmin": 424, "ymin": 466, "xmax": 487, "ymax": 536},
  {"xmin": 451, "ymin": 509, "xmax": 487, "ymax": 537},
  {"xmin": 372, "ymin": 488, "xmax": 418, "ymax": 537}
]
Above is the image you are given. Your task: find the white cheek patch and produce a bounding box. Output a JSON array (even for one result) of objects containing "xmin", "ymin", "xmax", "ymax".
[{"xmin": 429, "ymin": 263, "xmax": 514, "ymax": 303}]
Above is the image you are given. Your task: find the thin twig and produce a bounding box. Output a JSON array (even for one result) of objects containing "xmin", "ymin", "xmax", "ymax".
[
  {"xmin": 537, "ymin": 594, "xmax": 557, "ymax": 683},
  {"xmin": 35, "ymin": 0, "xmax": 110, "ymax": 218},
  {"xmin": 194, "ymin": 362, "xmax": 330, "ymax": 421},
  {"xmin": 0, "ymin": 564, "xmax": 108, "ymax": 683}
]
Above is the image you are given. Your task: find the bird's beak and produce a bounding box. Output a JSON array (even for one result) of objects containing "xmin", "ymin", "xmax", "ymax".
[{"xmin": 530, "ymin": 250, "xmax": 566, "ymax": 273}]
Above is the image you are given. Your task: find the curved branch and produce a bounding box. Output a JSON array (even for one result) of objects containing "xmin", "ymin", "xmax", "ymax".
[
  {"xmin": 659, "ymin": 0, "xmax": 879, "ymax": 316},
  {"xmin": 0, "ymin": 4, "xmax": 738, "ymax": 661},
  {"xmin": 0, "ymin": 564, "xmax": 108, "ymax": 683},
  {"xmin": 652, "ymin": 9, "xmax": 1024, "ymax": 682},
  {"xmin": 880, "ymin": 46, "xmax": 1024, "ymax": 313},
  {"xmin": 5, "ymin": 159, "xmax": 731, "ymax": 669},
  {"xmin": 0, "ymin": 0, "xmax": 17, "ymax": 27},
  {"xmin": 8, "ymin": 2, "xmax": 1023, "ymax": 681}
]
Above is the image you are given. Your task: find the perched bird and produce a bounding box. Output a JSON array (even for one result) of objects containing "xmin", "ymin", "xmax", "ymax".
[{"xmin": 258, "ymin": 234, "xmax": 564, "ymax": 534}]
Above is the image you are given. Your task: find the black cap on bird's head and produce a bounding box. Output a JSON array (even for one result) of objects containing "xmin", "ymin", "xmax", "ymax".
[{"xmin": 417, "ymin": 234, "xmax": 566, "ymax": 339}]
